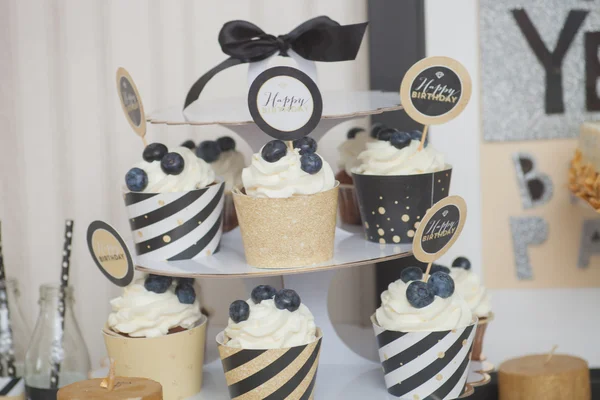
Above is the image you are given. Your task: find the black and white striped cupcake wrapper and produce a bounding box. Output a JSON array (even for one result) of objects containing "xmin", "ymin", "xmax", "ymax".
[
  {"xmin": 124, "ymin": 183, "xmax": 225, "ymax": 262},
  {"xmin": 216, "ymin": 330, "xmax": 322, "ymax": 400},
  {"xmin": 372, "ymin": 316, "xmax": 477, "ymax": 400}
]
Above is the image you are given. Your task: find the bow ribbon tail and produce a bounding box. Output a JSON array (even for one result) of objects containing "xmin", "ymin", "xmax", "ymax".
[{"xmin": 183, "ymin": 57, "xmax": 244, "ymax": 110}]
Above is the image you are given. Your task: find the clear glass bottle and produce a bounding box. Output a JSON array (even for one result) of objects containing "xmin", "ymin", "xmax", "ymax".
[
  {"xmin": 0, "ymin": 279, "xmax": 32, "ymax": 377},
  {"xmin": 25, "ymin": 284, "xmax": 90, "ymax": 398}
]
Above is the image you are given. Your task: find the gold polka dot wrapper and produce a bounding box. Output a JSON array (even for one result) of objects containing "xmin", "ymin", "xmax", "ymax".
[
  {"xmin": 371, "ymin": 315, "xmax": 477, "ymax": 399},
  {"xmin": 216, "ymin": 329, "xmax": 322, "ymax": 400},
  {"xmin": 123, "ymin": 183, "xmax": 225, "ymax": 263},
  {"xmin": 232, "ymin": 185, "xmax": 338, "ymax": 268},
  {"xmin": 352, "ymin": 168, "xmax": 452, "ymax": 244},
  {"xmin": 102, "ymin": 317, "xmax": 207, "ymax": 400}
]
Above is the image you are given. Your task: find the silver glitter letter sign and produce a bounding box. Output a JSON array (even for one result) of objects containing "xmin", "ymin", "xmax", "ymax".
[
  {"xmin": 512, "ymin": 152, "xmax": 553, "ymax": 209},
  {"xmin": 578, "ymin": 219, "xmax": 600, "ymax": 268},
  {"xmin": 510, "ymin": 216, "xmax": 549, "ymax": 280}
]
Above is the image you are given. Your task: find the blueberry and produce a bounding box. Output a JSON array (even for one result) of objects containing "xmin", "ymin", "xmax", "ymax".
[
  {"xmin": 377, "ymin": 127, "xmax": 397, "ymax": 142},
  {"xmin": 452, "ymin": 256, "xmax": 471, "ymax": 270},
  {"xmin": 143, "ymin": 143, "xmax": 168, "ymax": 162},
  {"xmin": 427, "ymin": 272, "xmax": 455, "ymax": 298},
  {"xmin": 261, "ymin": 140, "xmax": 287, "ymax": 163},
  {"xmin": 125, "ymin": 168, "xmax": 148, "ymax": 192},
  {"xmin": 390, "ymin": 131, "xmax": 412, "ymax": 150},
  {"xmin": 347, "ymin": 127, "xmax": 365, "ymax": 139},
  {"xmin": 195, "ymin": 141, "xmax": 221, "ymax": 163},
  {"xmin": 144, "ymin": 274, "xmax": 173, "ymax": 294},
  {"xmin": 400, "ymin": 266, "xmax": 423, "ymax": 283},
  {"xmin": 431, "ymin": 264, "xmax": 451, "ymax": 274},
  {"xmin": 180, "ymin": 140, "xmax": 196, "ymax": 150},
  {"xmin": 274, "ymin": 289, "xmax": 301, "ymax": 312},
  {"xmin": 229, "ymin": 300, "xmax": 250, "ymax": 323},
  {"xmin": 371, "ymin": 122, "xmax": 386, "ymax": 138},
  {"xmin": 160, "ymin": 152, "xmax": 185, "ymax": 175},
  {"xmin": 409, "ymin": 130, "xmax": 429, "ymax": 147},
  {"xmin": 293, "ymin": 136, "xmax": 317, "ymax": 155},
  {"xmin": 175, "ymin": 283, "xmax": 196, "ymax": 304},
  {"xmin": 217, "ymin": 136, "xmax": 236, "ymax": 152},
  {"xmin": 251, "ymin": 285, "xmax": 277, "ymax": 304},
  {"xmin": 406, "ymin": 281, "xmax": 435, "ymax": 309},
  {"xmin": 300, "ymin": 153, "xmax": 323, "ymax": 174}
]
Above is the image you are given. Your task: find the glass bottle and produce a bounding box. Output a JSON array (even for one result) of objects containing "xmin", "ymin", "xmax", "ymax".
[
  {"xmin": 25, "ymin": 284, "xmax": 90, "ymax": 399},
  {"xmin": 0, "ymin": 278, "xmax": 32, "ymax": 377}
]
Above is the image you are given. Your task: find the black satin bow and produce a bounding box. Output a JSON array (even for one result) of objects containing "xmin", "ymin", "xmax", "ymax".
[{"xmin": 184, "ymin": 16, "xmax": 368, "ymax": 110}]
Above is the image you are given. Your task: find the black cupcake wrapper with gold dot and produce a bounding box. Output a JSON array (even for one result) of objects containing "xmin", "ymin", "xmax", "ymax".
[{"xmin": 352, "ymin": 167, "xmax": 452, "ymax": 244}]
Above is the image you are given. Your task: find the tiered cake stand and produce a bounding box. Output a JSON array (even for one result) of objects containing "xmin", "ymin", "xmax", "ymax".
[{"xmin": 143, "ymin": 91, "xmax": 484, "ymax": 399}]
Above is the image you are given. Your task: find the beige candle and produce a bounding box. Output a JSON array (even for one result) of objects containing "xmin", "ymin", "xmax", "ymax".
[{"xmin": 498, "ymin": 353, "xmax": 591, "ymax": 400}]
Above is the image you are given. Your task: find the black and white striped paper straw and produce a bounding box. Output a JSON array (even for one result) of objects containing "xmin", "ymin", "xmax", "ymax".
[
  {"xmin": 0, "ymin": 223, "xmax": 15, "ymax": 378},
  {"xmin": 50, "ymin": 220, "xmax": 73, "ymax": 389}
]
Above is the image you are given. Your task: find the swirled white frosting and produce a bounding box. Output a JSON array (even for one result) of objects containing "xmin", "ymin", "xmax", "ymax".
[
  {"xmin": 108, "ymin": 278, "xmax": 203, "ymax": 338},
  {"xmin": 353, "ymin": 139, "xmax": 446, "ymax": 176},
  {"xmin": 375, "ymin": 279, "xmax": 473, "ymax": 332},
  {"xmin": 338, "ymin": 131, "xmax": 373, "ymax": 175},
  {"xmin": 242, "ymin": 147, "xmax": 335, "ymax": 198},
  {"xmin": 131, "ymin": 147, "xmax": 215, "ymax": 193},
  {"xmin": 224, "ymin": 298, "xmax": 317, "ymax": 349},
  {"xmin": 211, "ymin": 150, "xmax": 245, "ymax": 191},
  {"xmin": 450, "ymin": 267, "xmax": 492, "ymax": 318}
]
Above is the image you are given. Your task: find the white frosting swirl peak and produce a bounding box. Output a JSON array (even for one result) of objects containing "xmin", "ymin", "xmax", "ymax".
[
  {"xmin": 242, "ymin": 147, "xmax": 335, "ymax": 198},
  {"xmin": 353, "ymin": 139, "xmax": 446, "ymax": 176},
  {"xmin": 108, "ymin": 278, "xmax": 203, "ymax": 338},
  {"xmin": 337, "ymin": 131, "xmax": 373, "ymax": 174},
  {"xmin": 375, "ymin": 278, "xmax": 473, "ymax": 332},
  {"xmin": 450, "ymin": 267, "xmax": 492, "ymax": 318},
  {"xmin": 210, "ymin": 150, "xmax": 245, "ymax": 191},
  {"xmin": 132, "ymin": 147, "xmax": 215, "ymax": 193},
  {"xmin": 225, "ymin": 299, "xmax": 317, "ymax": 349}
]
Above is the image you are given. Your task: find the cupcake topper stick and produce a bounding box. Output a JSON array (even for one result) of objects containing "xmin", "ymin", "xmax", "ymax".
[
  {"xmin": 116, "ymin": 68, "xmax": 148, "ymax": 148},
  {"xmin": 418, "ymin": 125, "xmax": 429, "ymax": 152},
  {"xmin": 423, "ymin": 261, "xmax": 433, "ymax": 282},
  {"xmin": 545, "ymin": 345, "xmax": 558, "ymax": 365},
  {"xmin": 0, "ymin": 222, "xmax": 15, "ymax": 378},
  {"xmin": 50, "ymin": 219, "xmax": 74, "ymax": 389}
]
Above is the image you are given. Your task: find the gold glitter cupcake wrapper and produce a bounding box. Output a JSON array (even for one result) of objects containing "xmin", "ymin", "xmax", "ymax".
[
  {"xmin": 216, "ymin": 329, "xmax": 322, "ymax": 400},
  {"xmin": 371, "ymin": 315, "xmax": 477, "ymax": 399},
  {"xmin": 233, "ymin": 185, "xmax": 339, "ymax": 268},
  {"xmin": 102, "ymin": 316, "xmax": 207, "ymax": 400}
]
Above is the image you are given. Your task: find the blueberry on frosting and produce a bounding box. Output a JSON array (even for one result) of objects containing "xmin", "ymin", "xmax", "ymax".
[
  {"xmin": 377, "ymin": 127, "xmax": 397, "ymax": 142},
  {"xmin": 370, "ymin": 122, "xmax": 386, "ymax": 138},
  {"xmin": 406, "ymin": 281, "xmax": 435, "ymax": 309},
  {"xmin": 274, "ymin": 289, "xmax": 301, "ymax": 312},
  {"xmin": 180, "ymin": 140, "xmax": 196, "ymax": 150},
  {"xmin": 427, "ymin": 271, "xmax": 455, "ymax": 299},
  {"xmin": 390, "ymin": 131, "xmax": 412, "ymax": 150},
  {"xmin": 161, "ymin": 152, "xmax": 185, "ymax": 175},
  {"xmin": 251, "ymin": 285, "xmax": 277, "ymax": 304},
  {"xmin": 144, "ymin": 274, "xmax": 173, "ymax": 294},
  {"xmin": 452, "ymin": 256, "xmax": 471, "ymax": 270},
  {"xmin": 293, "ymin": 136, "xmax": 317, "ymax": 155},
  {"xmin": 347, "ymin": 127, "xmax": 365, "ymax": 139},
  {"xmin": 261, "ymin": 140, "xmax": 287, "ymax": 163},
  {"xmin": 196, "ymin": 141, "xmax": 221, "ymax": 163},
  {"xmin": 143, "ymin": 143, "xmax": 169, "ymax": 162},
  {"xmin": 175, "ymin": 282, "xmax": 196, "ymax": 304},
  {"xmin": 229, "ymin": 300, "xmax": 250, "ymax": 323},
  {"xmin": 410, "ymin": 130, "xmax": 429, "ymax": 147},
  {"xmin": 400, "ymin": 266, "xmax": 423, "ymax": 283},
  {"xmin": 300, "ymin": 153, "xmax": 323, "ymax": 174},
  {"xmin": 125, "ymin": 167, "xmax": 148, "ymax": 192},
  {"xmin": 216, "ymin": 136, "xmax": 236, "ymax": 152}
]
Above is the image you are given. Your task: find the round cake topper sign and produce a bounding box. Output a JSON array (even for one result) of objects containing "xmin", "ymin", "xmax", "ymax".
[
  {"xmin": 86, "ymin": 221, "xmax": 134, "ymax": 287},
  {"xmin": 400, "ymin": 56, "xmax": 472, "ymax": 126},
  {"xmin": 412, "ymin": 195, "xmax": 467, "ymax": 264},
  {"xmin": 116, "ymin": 67, "xmax": 147, "ymax": 146},
  {"xmin": 248, "ymin": 66, "xmax": 323, "ymax": 141}
]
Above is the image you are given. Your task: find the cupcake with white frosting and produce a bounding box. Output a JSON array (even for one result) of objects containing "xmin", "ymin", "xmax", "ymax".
[
  {"xmin": 123, "ymin": 143, "xmax": 225, "ymax": 262},
  {"xmin": 103, "ymin": 275, "xmax": 208, "ymax": 399},
  {"xmin": 233, "ymin": 137, "xmax": 339, "ymax": 268},
  {"xmin": 352, "ymin": 128, "xmax": 452, "ymax": 245},
  {"xmin": 217, "ymin": 285, "xmax": 322, "ymax": 399},
  {"xmin": 196, "ymin": 136, "xmax": 246, "ymax": 232},
  {"xmin": 449, "ymin": 256, "xmax": 493, "ymax": 361},
  {"xmin": 372, "ymin": 267, "xmax": 477, "ymax": 399}
]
